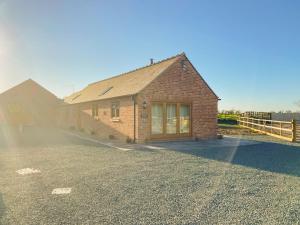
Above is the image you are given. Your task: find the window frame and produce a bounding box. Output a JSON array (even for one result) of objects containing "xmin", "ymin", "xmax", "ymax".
[
  {"xmin": 150, "ymin": 101, "xmax": 192, "ymax": 138},
  {"xmin": 111, "ymin": 102, "xmax": 120, "ymax": 119},
  {"xmin": 179, "ymin": 104, "xmax": 191, "ymax": 134},
  {"xmin": 151, "ymin": 103, "xmax": 164, "ymax": 135},
  {"xmin": 166, "ymin": 103, "xmax": 178, "ymax": 134}
]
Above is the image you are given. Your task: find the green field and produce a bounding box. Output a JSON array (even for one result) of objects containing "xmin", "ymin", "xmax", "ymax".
[
  {"xmin": 218, "ymin": 113, "xmax": 239, "ymax": 126},
  {"xmin": 218, "ymin": 123, "xmax": 240, "ymax": 128},
  {"xmin": 218, "ymin": 113, "xmax": 239, "ymax": 120}
]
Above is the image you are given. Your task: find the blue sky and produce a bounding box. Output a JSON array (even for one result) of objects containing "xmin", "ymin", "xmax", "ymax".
[{"xmin": 0, "ymin": 0, "xmax": 299, "ymax": 112}]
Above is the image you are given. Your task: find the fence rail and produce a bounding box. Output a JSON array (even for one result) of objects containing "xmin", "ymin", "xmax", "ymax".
[
  {"xmin": 238, "ymin": 117, "xmax": 297, "ymax": 142},
  {"xmin": 241, "ymin": 112, "xmax": 272, "ymax": 120}
]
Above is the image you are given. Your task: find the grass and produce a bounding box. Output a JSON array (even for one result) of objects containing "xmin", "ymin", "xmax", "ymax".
[
  {"xmin": 218, "ymin": 123, "xmax": 240, "ymax": 128},
  {"xmin": 1, "ymin": 127, "xmax": 300, "ymax": 224},
  {"xmin": 218, "ymin": 113, "xmax": 239, "ymax": 120},
  {"xmin": 218, "ymin": 114, "xmax": 239, "ymax": 126}
]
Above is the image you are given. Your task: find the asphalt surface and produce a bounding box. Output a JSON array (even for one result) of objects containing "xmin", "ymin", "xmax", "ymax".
[{"xmin": 1, "ymin": 127, "xmax": 300, "ymax": 224}]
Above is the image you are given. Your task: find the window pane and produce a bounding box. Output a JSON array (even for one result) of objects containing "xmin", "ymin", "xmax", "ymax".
[
  {"xmin": 151, "ymin": 104, "xmax": 163, "ymax": 134},
  {"xmin": 166, "ymin": 104, "xmax": 177, "ymax": 134},
  {"xmin": 111, "ymin": 102, "xmax": 119, "ymax": 118},
  {"xmin": 180, "ymin": 105, "xmax": 190, "ymax": 133}
]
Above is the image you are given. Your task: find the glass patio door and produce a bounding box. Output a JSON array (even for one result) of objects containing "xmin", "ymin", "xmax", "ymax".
[
  {"xmin": 180, "ymin": 104, "xmax": 190, "ymax": 134},
  {"xmin": 166, "ymin": 104, "xmax": 177, "ymax": 134},
  {"xmin": 151, "ymin": 102, "xmax": 191, "ymax": 137},
  {"xmin": 151, "ymin": 103, "xmax": 163, "ymax": 134}
]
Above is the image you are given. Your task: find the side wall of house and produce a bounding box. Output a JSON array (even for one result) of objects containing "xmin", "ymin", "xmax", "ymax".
[
  {"xmin": 136, "ymin": 56, "xmax": 218, "ymax": 142},
  {"xmin": 58, "ymin": 96, "xmax": 135, "ymax": 141}
]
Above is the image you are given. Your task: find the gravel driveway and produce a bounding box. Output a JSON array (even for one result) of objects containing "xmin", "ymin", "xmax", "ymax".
[{"xmin": 1, "ymin": 127, "xmax": 300, "ymax": 224}]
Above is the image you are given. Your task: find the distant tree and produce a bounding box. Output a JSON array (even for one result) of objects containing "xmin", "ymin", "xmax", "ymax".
[
  {"xmin": 219, "ymin": 109, "xmax": 242, "ymax": 115},
  {"xmin": 227, "ymin": 109, "xmax": 235, "ymax": 114}
]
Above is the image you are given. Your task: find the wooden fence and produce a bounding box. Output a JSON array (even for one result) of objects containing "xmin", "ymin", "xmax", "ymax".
[
  {"xmin": 238, "ymin": 117, "xmax": 297, "ymax": 142},
  {"xmin": 272, "ymin": 113, "xmax": 300, "ymax": 121},
  {"xmin": 241, "ymin": 112, "xmax": 272, "ymax": 120}
]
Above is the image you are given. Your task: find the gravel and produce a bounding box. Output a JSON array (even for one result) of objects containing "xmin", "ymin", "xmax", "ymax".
[{"xmin": 1, "ymin": 128, "xmax": 300, "ymax": 224}]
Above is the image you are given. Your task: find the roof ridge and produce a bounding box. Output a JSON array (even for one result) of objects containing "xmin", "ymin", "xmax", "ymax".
[
  {"xmin": 0, "ymin": 78, "xmax": 58, "ymax": 99},
  {"xmin": 88, "ymin": 52, "xmax": 185, "ymax": 86}
]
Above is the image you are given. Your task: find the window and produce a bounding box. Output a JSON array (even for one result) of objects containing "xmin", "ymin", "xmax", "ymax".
[
  {"xmin": 72, "ymin": 93, "xmax": 81, "ymax": 101},
  {"xmin": 151, "ymin": 103, "xmax": 163, "ymax": 134},
  {"xmin": 180, "ymin": 105, "xmax": 190, "ymax": 133},
  {"xmin": 99, "ymin": 86, "xmax": 113, "ymax": 96},
  {"xmin": 151, "ymin": 102, "xmax": 191, "ymax": 136},
  {"xmin": 92, "ymin": 104, "xmax": 98, "ymax": 118},
  {"xmin": 166, "ymin": 104, "xmax": 177, "ymax": 134},
  {"xmin": 111, "ymin": 102, "xmax": 120, "ymax": 118}
]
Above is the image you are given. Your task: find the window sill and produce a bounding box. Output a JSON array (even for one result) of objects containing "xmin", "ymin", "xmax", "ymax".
[{"xmin": 111, "ymin": 118, "xmax": 120, "ymax": 122}]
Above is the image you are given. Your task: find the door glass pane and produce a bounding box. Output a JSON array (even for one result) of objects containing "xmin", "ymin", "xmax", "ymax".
[
  {"xmin": 166, "ymin": 104, "xmax": 177, "ymax": 134},
  {"xmin": 151, "ymin": 104, "xmax": 163, "ymax": 134},
  {"xmin": 180, "ymin": 105, "xmax": 190, "ymax": 133}
]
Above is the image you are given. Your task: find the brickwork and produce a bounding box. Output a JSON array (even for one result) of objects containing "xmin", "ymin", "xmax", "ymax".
[
  {"xmin": 136, "ymin": 55, "xmax": 218, "ymax": 142},
  {"xmin": 59, "ymin": 55, "xmax": 218, "ymax": 142},
  {"xmin": 58, "ymin": 96, "xmax": 135, "ymax": 141}
]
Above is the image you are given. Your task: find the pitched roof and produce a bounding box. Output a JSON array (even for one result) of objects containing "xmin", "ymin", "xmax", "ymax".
[
  {"xmin": 64, "ymin": 53, "xmax": 183, "ymax": 104},
  {"xmin": 0, "ymin": 79, "xmax": 59, "ymax": 102}
]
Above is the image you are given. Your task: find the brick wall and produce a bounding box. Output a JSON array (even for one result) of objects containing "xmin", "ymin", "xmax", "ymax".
[
  {"xmin": 58, "ymin": 55, "xmax": 218, "ymax": 143},
  {"xmin": 58, "ymin": 96, "xmax": 135, "ymax": 141},
  {"xmin": 136, "ymin": 55, "xmax": 218, "ymax": 142}
]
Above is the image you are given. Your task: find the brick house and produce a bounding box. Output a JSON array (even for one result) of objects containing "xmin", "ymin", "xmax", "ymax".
[
  {"xmin": 0, "ymin": 79, "xmax": 61, "ymax": 127},
  {"xmin": 59, "ymin": 53, "xmax": 219, "ymax": 143}
]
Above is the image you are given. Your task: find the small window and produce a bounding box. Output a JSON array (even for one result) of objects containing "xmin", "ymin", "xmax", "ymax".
[
  {"xmin": 99, "ymin": 86, "xmax": 113, "ymax": 96},
  {"xmin": 92, "ymin": 104, "xmax": 98, "ymax": 118},
  {"xmin": 72, "ymin": 93, "xmax": 81, "ymax": 101},
  {"xmin": 111, "ymin": 102, "xmax": 120, "ymax": 118}
]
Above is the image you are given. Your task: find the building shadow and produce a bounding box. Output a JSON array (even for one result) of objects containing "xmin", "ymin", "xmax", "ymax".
[
  {"xmin": 0, "ymin": 104, "xmax": 130, "ymax": 149},
  {"xmin": 0, "ymin": 125, "xmax": 104, "ymax": 148},
  {"xmin": 152, "ymin": 140, "xmax": 300, "ymax": 177},
  {"xmin": 0, "ymin": 193, "xmax": 6, "ymax": 220}
]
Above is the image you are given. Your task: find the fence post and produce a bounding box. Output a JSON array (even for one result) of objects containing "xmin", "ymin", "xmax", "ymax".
[
  {"xmin": 280, "ymin": 122, "xmax": 282, "ymax": 136},
  {"xmin": 292, "ymin": 119, "xmax": 296, "ymax": 142},
  {"xmin": 271, "ymin": 120, "xmax": 273, "ymax": 134}
]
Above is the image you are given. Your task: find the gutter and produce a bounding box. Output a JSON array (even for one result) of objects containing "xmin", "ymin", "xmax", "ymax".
[
  {"xmin": 132, "ymin": 95, "xmax": 137, "ymax": 143},
  {"xmin": 64, "ymin": 93, "xmax": 138, "ymax": 106}
]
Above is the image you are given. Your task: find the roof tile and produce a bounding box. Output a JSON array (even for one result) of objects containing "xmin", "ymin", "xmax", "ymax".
[{"xmin": 64, "ymin": 53, "xmax": 183, "ymax": 104}]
